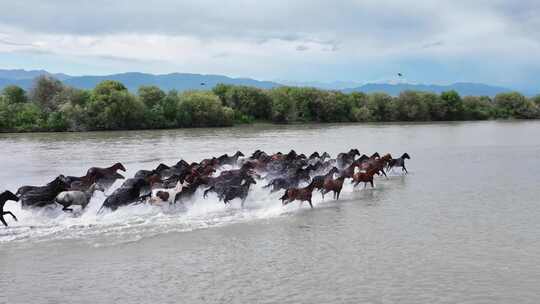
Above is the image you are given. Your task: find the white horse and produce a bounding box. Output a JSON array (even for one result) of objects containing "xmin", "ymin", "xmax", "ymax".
[{"xmin": 55, "ymin": 183, "xmax": 105, "ymax": 211}]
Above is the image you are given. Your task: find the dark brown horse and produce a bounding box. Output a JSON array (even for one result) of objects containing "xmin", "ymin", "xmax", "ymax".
[
  {"xmin": 280, "ymin": 180, "xmax": 317, "ymax": 208},
  {"xmin": 321, "ymin": 175, "xmax": 347, "ymax": 200},
  {"xmin": 86, "ymin": 162, "xmax": 126, "ymax": 180},
  {"xmin": 1, "ymin": 190, "xmax": 19, "ymax": 227},
  {"xmin": 352, "ymin": 169, "xmax": 379, "ymax": 188},
  {"xmin": 311, "ymin": 167, "xmax": 339, "ymax": 192}
]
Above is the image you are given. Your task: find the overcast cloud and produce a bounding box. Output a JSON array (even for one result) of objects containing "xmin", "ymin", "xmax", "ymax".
[{"xmin": 0, "ymin": 0, "xmax": 539, "ymax": 91}]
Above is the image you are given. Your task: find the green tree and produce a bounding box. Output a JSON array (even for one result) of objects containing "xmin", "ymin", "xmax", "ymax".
[
  {"xmin": 177, "ymin": 91, "xmax": 234, "ymax": 127},
  {"xmin": 462, "ymin": 96, "xmax": 493, "ymax": 120},
  {"xmin": 268, "ymin": 87, "xmax": 297, "ymax": 123},
  {"xmin": 367, "ymin": 92, "xmax": 394, "ymax": 121},
  {"xmin": 440, "ymin": 90, "xmax": 464, "ymax": 120},
  {"xmin": 395, "ymin": 91, "xmax": 431, "ymax": 121},
  {"xmin": 2, "ymin": 85, "xmax": 27, "ymax": 104},
  {"xmin": 86, "ymin": 81, "xmax": 144, "ymax": 130},
  {"xmin": 494, "ymin": 92, "xmax": 539, "ymax": 119},
  {"xmin": 138, "ymin": 85, "xmax": 166, "ymax": 108},
  {"xmin": 29, "ymin": 75, "xmax": 64, "ymax": 112}
]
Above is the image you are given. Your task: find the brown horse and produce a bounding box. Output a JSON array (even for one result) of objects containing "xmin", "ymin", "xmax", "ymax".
[
  {"xmin": 1, "ymin": 190, "xmax": 19, "ymax": 227},
  {"xmin": 321, "ymin": 175, "xmax": 347, "ymax": 200},
  {"xmin": 352, "ymin": 169, "xmax": 379, "ymax": 188},
  {"xmin": 86, "ymin": 162, "xmax": 126, "ymax": 180},
  {"xmin": 280, "ymin": 181, "xmax": 317, "ymax": 208},
  {"xmin": 311, "ymin": 167, "xmax": 339, "ymax": 192}
]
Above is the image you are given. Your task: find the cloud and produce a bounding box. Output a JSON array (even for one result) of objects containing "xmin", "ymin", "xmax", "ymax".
[{"xmin": 0, "ymin": 0, "xmax": 538, "ymax": 91}]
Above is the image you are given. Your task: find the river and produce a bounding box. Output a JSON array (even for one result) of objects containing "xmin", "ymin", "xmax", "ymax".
[{"xmin": 1, "ymin": 121, "xmax": 540, "ymax": 303}]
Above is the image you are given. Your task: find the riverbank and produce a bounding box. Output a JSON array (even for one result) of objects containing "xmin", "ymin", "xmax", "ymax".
[{"xmin": 1, "ymin": 77, "xmax": 539, "ymax": 133}]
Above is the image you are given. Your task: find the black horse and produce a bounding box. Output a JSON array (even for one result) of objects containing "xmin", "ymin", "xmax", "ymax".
[
  {"xmin": 221, "ymin": 176, "xmax": 257, "ymax": 206},
  {"xmin": 217, "ymin": 151, "xmax": 245, "ymax": 166},
  {"xmin": 20, "ymin": 175, "xmax": 71, "ymax": 208},
  {"xmin": 1, "ymin": 191, "xmax": 19, "ymax": 227},
  {"xmin": 100, "ymin": 178, "xmax": 149, "ymax": 211},
  {"xmin": 387, "ymin": 153, "xmax": 411, "ymax": 174}
]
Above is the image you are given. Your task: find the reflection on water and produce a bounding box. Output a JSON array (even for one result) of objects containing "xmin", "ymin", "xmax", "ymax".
[{"xmin": 2, "ymin": 121, "xmax": 540, "ymax": 304}]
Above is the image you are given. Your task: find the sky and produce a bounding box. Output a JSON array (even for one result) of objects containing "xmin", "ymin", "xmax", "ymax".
[{"xmin": 0, "ymin": 0, "xmax": 539, "ymax": 92}]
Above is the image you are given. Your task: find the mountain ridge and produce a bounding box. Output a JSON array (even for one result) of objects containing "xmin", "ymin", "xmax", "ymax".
[{"xmin": 0, "ymin": 69, "xmax": 519, "ymax": 97}]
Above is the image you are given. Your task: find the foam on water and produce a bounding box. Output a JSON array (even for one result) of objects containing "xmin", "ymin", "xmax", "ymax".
[{"xmin": 0, "ymin": 181, "xmax": 333, "ymax": 247}]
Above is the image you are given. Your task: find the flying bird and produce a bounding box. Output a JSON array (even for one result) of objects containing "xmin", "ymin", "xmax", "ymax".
[
  {"xmin": 200, "ymin": 82, "xmax": 206, "ymax": 86},
  {"xmin": 397, "ymin": 73, "xmax": 403, "ymax": 77}
]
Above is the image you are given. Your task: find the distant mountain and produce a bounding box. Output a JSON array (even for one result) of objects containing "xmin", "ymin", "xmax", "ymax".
[
  {"xmin": 343, "ymin": 82, "xmax": 512, "ymax": 97},
  {"xmin": 62, "ymin": 72, "xmax": 280, "ymax": 91},
  {"xmin": 276, "ymin": 80, "xmax": 363, "ymax": 90},
  {"xmin": 0, "ymin": 69, "xmax": 516, "ymax": 97},
  {"xmin": 0, "ymin": 69, "xmax": 70, "ymax": 81},
  {"xmin": 0, "ymin": 69, "xmax": 279, "ymax": 92}
]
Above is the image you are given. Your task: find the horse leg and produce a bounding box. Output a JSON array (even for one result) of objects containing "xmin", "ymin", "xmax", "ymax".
[
  {"xmin": 4, "ymin": 211, "xmax": 17, "ymax": 221},
  {"xmin": 336, "ymin": 190, "xmax": 341, "ymax": 200},
  {"xmin": 402, "ymin": 165, "xmax": 408, "ymax": 174},
  {"xmin": 370, "ymin": 180, "xmax": 374, "ymax": 188},
  {"xmin": 308, "ymin": 199, "xmax": 313, "ymax": 209},
  {"xmin": 0, "ymin": 215, "xmax": 7, "ymax": 227},
  {"xmin": 62, "ymin": 206, "xmax": 73, "ymax": 212}
]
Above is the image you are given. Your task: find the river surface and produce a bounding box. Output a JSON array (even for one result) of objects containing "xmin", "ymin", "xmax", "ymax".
[{"xmin": 1, "ymin": 121, "xmax": 540, "ymax": 304}]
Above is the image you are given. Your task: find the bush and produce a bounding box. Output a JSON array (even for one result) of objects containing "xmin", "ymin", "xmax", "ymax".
[
  {"xmin": 367, "ymin": 92, "xmax": 394, "ymax": 121},
  {"xmin": 494, "ymin": 92, "xmax": 539, "ymax": 119},
  {"xmin": 440, "ymin": 90, "xmax": 464, "ymax": 120},
  {"xmin": 176, "ymin": 91, "xmax": 234, "ymax": 127},
  {"xmin": 395, "ymin": 91, "xmax": 431, "ymax": 121},
  {"xmin": 86, "ymin": 81, "xmax": 144, "ymax": 130},
  {"xmin": 462, "ymin": 96, "xmax": 493, "ymax": 120},
  {"xmin": 30, "ymin": 75, "xmax": 64, "ymax": 112},
  {"xmin": 2, "ymin": 85, "xmax": 27, "ymax": 104}
]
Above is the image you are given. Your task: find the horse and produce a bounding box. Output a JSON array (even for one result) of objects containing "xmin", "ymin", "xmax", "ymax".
[
  {"xmin": 221, "ymin": 176, "xmax": 257, "ymax": 206},
  {"xmin": 1, "ymin": 191, "xmax": 19, "ymax": 227},
  {"xmin": 86, "ymin": 162, "xmax": 126, "ymax": 180},
  {"xmin": 280, "ymin": 180, "xmax": 317, "ymax": 208},
  {"xmin": 337, "ymin": 149, "xmax": 360, "ymax": 168},
  {"xmin": 352, "ymin": 169, "xmax": 379, "ymax": 188},
  {"xmin": 217, "ymin": 151, "xmax": 245, "ymax": 166},
  {"xmin": 311, "ymin": 167, "xmax": 339, "ymax": 192},
  {"xmin": 20, "ymin": 175, "xmax": 71, "ymax": 208},
  {"xmin": 100, "ymin": 178, "xmax": 149, "ymax": 211},
  {"xmin": 321, "ymin": 175, "xmax": 347, "ymax": 200},
  {"xmin": 55, "ymin": 183, "xmax": 105, "ymax": 212},
  {"xmin": 387, "ymin": 153, "xmax": 411, "ymax": 174}
]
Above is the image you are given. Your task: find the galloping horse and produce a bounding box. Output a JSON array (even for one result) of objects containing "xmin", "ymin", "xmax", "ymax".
[
  {"xmin": 387, "ymin": 153, "xmax": 411, "ymax": 174},
  {"xmin": 1, "ymin": 191, "xmax": 19, "ymax": 227},
  {"xmin": 20, "ymin": 175, "xmax": 71, "ymax": 208},
  {"xmin": 321, "ymin": 175, "xmax": 347, "ymax": 200},
  {"xmin": 280, "ymin": 180, "xmax": 317, "ymax": 208},
  {"xmin": 352, "ymin": 168, "xmax": 379, "ymax": 188}
]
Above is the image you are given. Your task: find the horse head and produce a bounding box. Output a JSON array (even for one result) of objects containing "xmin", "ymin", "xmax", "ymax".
[
  {"xmin": 401, "ymin": 153, "xmax": 411, "ymax": 159},
  {"xmin": 321, "ymin": 152, "xmax": 331, "ymax": 160},
  {"xmin": 309, "ymin": 152, "xmax": 320, "ymax": 159},
  {"xmin": 234, "ymin": 151, "xmax": 245, "ymax": 158},
  {"xmin": 1, "ymin": 190, "xmax": 19, "ymax": 203},
  {"xmin": 370, "ymin": 152, "xmax": 380, "ymax": 159},
  {"xmin": 349, "ymin": 149, "xmax": 360, "ymax": 156},
  {"xmin": 114, "ymin": 162, "xmax": 127, "ymax": 172}
]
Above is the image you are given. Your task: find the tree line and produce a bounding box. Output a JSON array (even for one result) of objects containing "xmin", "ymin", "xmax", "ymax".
[{"xmin": 1, "ymin": 76, "xmax": 539, "ymax": 132}]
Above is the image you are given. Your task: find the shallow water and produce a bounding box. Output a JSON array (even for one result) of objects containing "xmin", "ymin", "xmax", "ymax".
[{"xmin": 1, "ymin": 121, "xmax": 540, "ymax": 303}]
